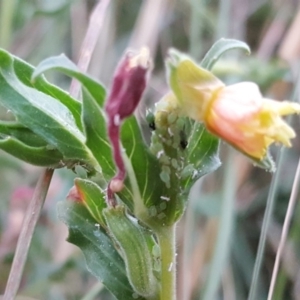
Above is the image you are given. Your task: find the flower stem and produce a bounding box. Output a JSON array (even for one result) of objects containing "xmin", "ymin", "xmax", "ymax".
[{"xmin": 156, "ymin": 225, "xmax": 177, "ymax": 300}]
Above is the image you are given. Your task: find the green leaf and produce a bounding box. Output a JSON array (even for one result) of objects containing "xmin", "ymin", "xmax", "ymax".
[
  {"xmin": 74, "ymin": 178, "xmax": 107, "ymax": 227},
  {"xmin": 0, "ymin": 121, "xmax": 49, "ymax": 147},
  {"xmin": 57, "ymin": 200, "xmax": 145, "ymax": 300},
  {"xmin": 0, "ymin": 49, "xmax": 96, "ymax": 167},
  {"xmin": 12, "ymin": 52, "xmax": 82, "ymax": 131},
  {"xmin": 201, "ymin": 38, "xmax": 251, "ymax": 71},
  {"xmin": 0, "ymin": 136, "xmax": 63, "ymax": 167},
  {"xmin": 121, "ymin": 117, "xmax": 167, "ymax": 209},
  {"xmin": 32, "ymin": 54, "xmax": 106, "ymax": 107}
]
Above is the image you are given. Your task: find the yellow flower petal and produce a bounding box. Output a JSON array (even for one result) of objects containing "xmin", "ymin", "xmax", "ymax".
[
  {"xmin": 262, "ymin": 99, "xmax": 300, "ymax": 116},
  {"xmin": 168, "ymin": 51, "xmax": 224, "ymax": 120}
]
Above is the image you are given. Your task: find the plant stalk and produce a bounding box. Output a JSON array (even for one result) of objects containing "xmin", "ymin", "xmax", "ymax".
[
  {"xmin": 189, "ymin": 0, "xmax": 205, "ymax": 59},
  {"xmin": 202, "ymin": 148, "xmax": 237, "ymax": 300},
  {"xmin": 267, "ymin": 157, "xmax": 300, "ymax": 299},
  {"xmin": 216, "ymin": 0, "xmax": 232, "ymax": 39},
  {"xmin": 70, "ymin": 0, "xmax": 110, "ymax": 97},
  {"xmin": 3, "ymin": 168, "xmax": 54, "ymax": 300},
  {"xmin": 157, "ymin": 226, "xmax": 177, "ymax": 300}
]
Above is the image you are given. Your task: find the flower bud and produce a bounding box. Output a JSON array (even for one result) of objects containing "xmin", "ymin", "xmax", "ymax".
[
  {"xmin": 105, "ymin": 47, "xmax": 151, "ymax": 121},
  {"xmin": 105, "ymin": 48, "xmax": 152, "ymax": 205}
]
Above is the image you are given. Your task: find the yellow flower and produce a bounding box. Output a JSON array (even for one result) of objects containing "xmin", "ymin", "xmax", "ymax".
[{"xmin": 167, "ymin": 50, "xmax": 300, "ymax": 160}]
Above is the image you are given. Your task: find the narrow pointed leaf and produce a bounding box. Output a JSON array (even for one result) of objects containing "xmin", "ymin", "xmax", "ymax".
[
  {"xmin": 0, "ymin": 136, "xmax": 63, "ymax": 166},
  {"xmin": 11, "ymin": 51, "xmax": 82, "ymax": 131},
  {"xmin": 32, "ymin": 54, "xmax": 106, "ymax": 107},
  {"xmin": 121, "ymin": 117, "xmax": 167, "ymax": 208},
  {"xmin": 0, "ymin": 121, "xmax": 48, "ymax": 147},
  {"xmin": 82, "ymin": 88, "xmax": 115, "ymax": 178},
  {"xmin": 201, "ymin": 38, "xmax": 250, "ymax": 70}
]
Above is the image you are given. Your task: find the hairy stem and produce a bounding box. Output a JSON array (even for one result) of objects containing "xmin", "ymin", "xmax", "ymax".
[
  {"xmin": 157, "ymin": 226, "xmax": 177, "ymax": 300},
  {"xmin": 3, "ymin": 168, "xmax": 54, "ymax": 300}
]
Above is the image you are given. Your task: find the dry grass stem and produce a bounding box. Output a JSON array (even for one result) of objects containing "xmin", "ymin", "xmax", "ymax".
[
  {"xmin": 70, "ymin": 0, "xmax": 111, "ymax": 98},
  {"xmin": 3, "ymin": 168, "xmax": 54, "ymax": 300},
  {"xmin": 267, "ymin": 158, "xmax": 300, "ymax": 300}
]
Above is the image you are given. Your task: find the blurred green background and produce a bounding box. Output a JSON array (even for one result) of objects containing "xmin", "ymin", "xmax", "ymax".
[{"xmin": 0, "ymin": 0, "xmax": 300, "ymax": 299}]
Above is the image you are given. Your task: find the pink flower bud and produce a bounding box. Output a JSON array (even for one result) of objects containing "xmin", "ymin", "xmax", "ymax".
[
  {"xmin": 105, "ymin": 47, "xmax": 151, "ymax": 120},
  {"xmin": 105, "ymin": 48, "xmax": 151, "ymax": 205}
]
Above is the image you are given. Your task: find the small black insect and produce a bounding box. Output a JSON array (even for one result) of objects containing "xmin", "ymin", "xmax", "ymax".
[
  {"xmin": 148, "ymin": 120, "xmax": 156, "ymax": 130},
  {"xmin": 146, "ymin": 111, "xmax": 156, "ymax": 131},
  {"xmin": 180, "ymin": 130, "xmax": 188, "ymax": 149}
]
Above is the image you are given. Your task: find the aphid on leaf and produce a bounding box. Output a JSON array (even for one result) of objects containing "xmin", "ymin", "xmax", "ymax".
[
  {"xmin": 146, "ymin": 110, "xmax": 156, "ymax": 131},
  {"xmin": 180, "ymin": 130, "xmax": 188, "ymax": 149}
]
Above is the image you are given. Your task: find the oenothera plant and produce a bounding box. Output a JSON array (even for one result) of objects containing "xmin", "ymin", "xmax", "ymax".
[{"xmin": 0, "ymin": 39, "xmax": 299, "ymax": 300}]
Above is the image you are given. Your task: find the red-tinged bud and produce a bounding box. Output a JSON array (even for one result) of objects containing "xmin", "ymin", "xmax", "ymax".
[
  {"xmin": 67, "ymin": 185, "xmax": 83, "ymax": 203},
  {"xmin": 105, "ymin": 47, "xmax": 151, "ymax": 120},
  {"xmin": 105, "ymin": 48, "xmax": 152, "ymax": 206}
]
